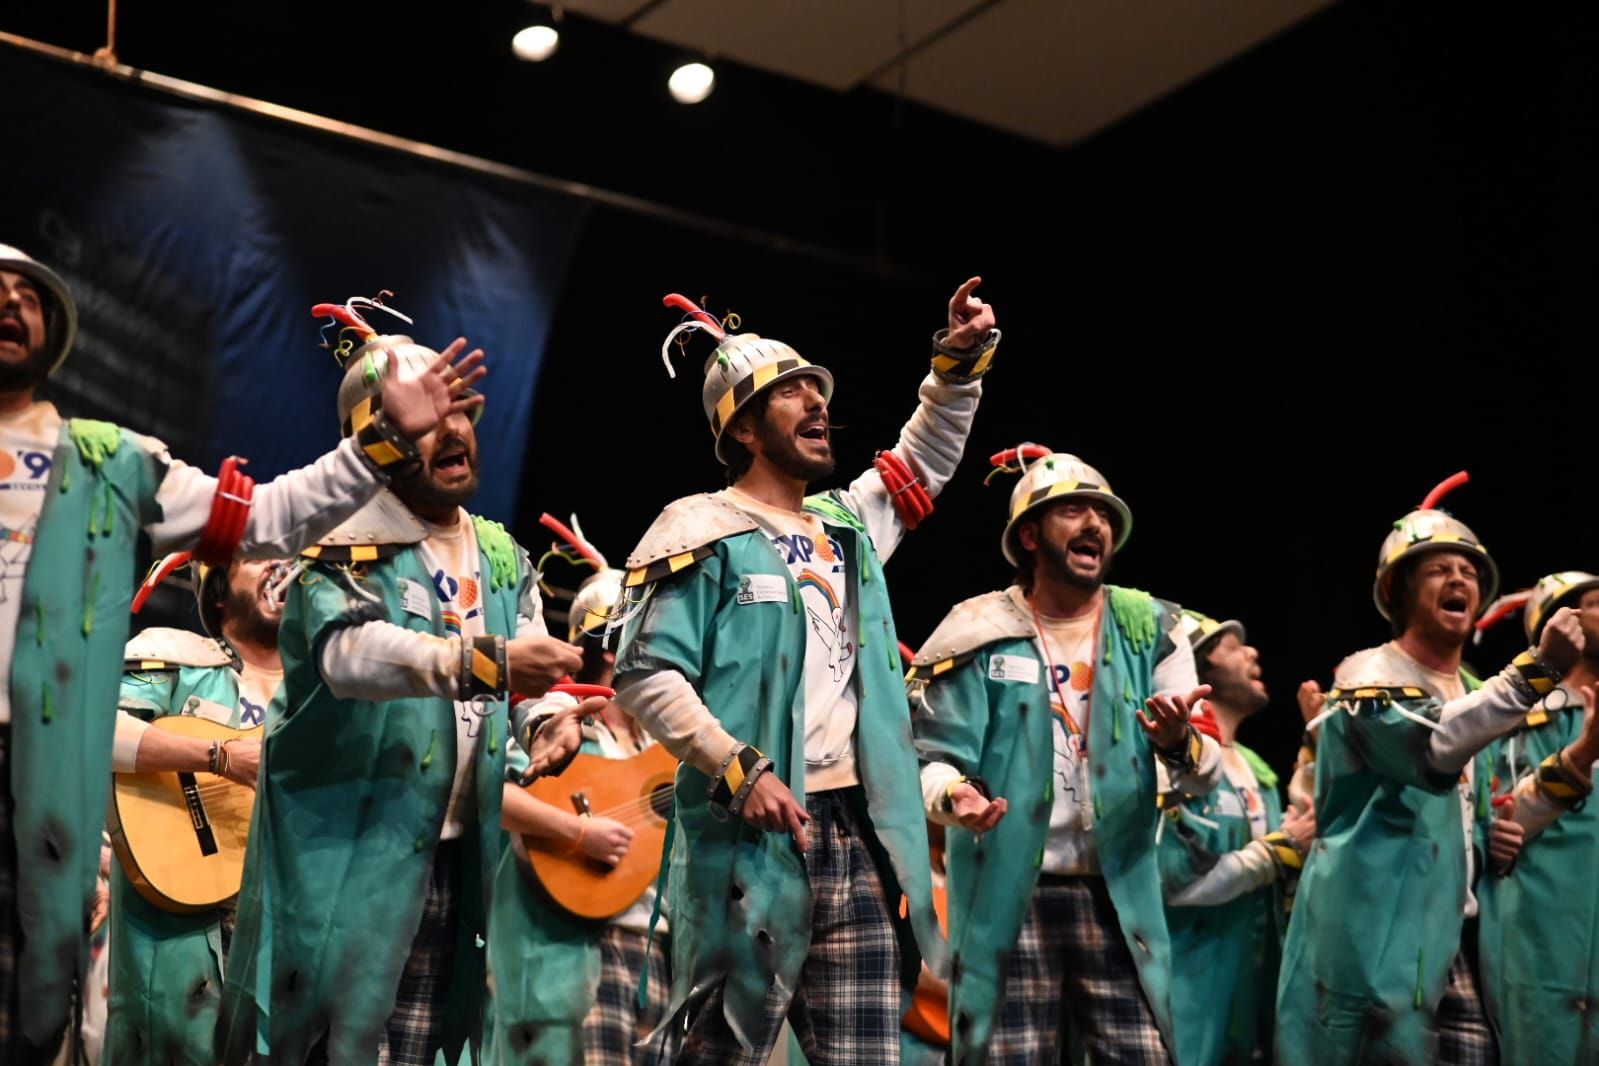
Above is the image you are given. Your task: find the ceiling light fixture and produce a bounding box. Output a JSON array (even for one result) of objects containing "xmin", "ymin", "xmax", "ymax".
[{"xmin": 668, "ymin": 62, "xmax": 716, "ymax": 105}]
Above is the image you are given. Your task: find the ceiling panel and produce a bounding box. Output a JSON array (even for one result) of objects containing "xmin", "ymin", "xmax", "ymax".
[
  {"xmin": 868, "ymin": 0, "xmax": 1331, "ymax": 145},
  {"xmin": 628, "ymin": 0, "xmax": 988, "ymax": 92}
]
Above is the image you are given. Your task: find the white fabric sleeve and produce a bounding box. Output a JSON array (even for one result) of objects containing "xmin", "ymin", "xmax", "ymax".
[
  {"xmin": 318, "ymin": 621, "xmax": 461, "ymax": 701},
  {"xmin": 1166, "ymin": 840, "xmax": 1280, "ymax": 907},
  {"xmin": 1425, "ymin": 670, "xmax": 1541, "ymax": 775},
  {"xmin": 1509, "ymin": 774, "xmax": 1567, "ymax": 840},
  {"xmin": 834, "ymin": 373, "xmax": 982, "ymax": 562},
  {"xmin": 142, "ymin": 435, "xmax": 382, "ymax": 558},
  {"xmin": 112, "ymin": 711, "xmax": 149, "ymax": 773},
  {"xmin": 614, "ymin": 669, "xmax": 739, "ymax": 778},
  {"xmin": 920, "ymin": 761, "xmax": 967, "ymax": 826}
]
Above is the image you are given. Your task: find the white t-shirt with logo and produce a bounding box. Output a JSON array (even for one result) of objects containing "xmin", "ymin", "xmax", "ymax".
[
  {"xmin": 1026, "ymin": 591, "xmax": 1103, "ymax": 875},
  {"xmin": 417, "ymin": 510, "xmax": 493, "ymax": 840},
  {"xmin": 0, "ymin": 402, "xmax": 61, "ymax": 724},
  {"xmin": 720, "ymin": 489, "xmax": 860, "ymax": 791},
  {"xmin": 236, "ymin": 660, "xmax": 283, "ymax": 729}
]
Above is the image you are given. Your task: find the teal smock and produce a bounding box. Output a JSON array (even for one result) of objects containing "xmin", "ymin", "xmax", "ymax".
[
  {"xmin": 1158, "ymin": 743, "xmax": 1285, "ymax": 1066},
  {"xmin": 909, "ymin": 585, "xmax": 1189, "ymax": 1064},
  {"xmin": 612, "ymin": 491, "xmax": 942, "ymax": 1051},
  {"xmin": 1478, "ymin": 683, "xmax": 1599, "ymax": 1063},
  {"xmin": 220, "ymin": 513, "xmax": 532, "ymax": 1065},
  {"xmin": 106, "ymin": 633, "xmax": 282, "ymax": 1066}
]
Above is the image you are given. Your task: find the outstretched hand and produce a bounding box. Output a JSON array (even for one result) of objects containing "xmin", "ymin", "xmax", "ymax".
[
  {"xmin": 380, "ymin": 337, "xmax": 487, "ymax": 440},
  {"xmin": 945, "ymin": 277, "xmax": 996, "ymax": 350},
  {"xmin": 1138, "ymin": 684, "xmax": 1212, "ymax": 752}
]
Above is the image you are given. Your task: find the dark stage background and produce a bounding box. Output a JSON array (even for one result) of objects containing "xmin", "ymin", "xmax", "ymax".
[{"xmin": 4, "ymin": 1, "xmax": 1595, "ymax": 774}]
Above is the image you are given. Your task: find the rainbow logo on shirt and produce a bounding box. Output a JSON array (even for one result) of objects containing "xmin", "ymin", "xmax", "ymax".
[{"xmin": 795, "ymin": 569, "xmax": 840, "ymax": 610}]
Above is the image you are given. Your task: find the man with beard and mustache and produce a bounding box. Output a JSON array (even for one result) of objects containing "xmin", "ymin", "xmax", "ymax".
[
  {"xmin": 106, "ymin": 556, "xmax": 290, "ymax": 1065},
  {"xmin": 218, "ymin": 331, "xmax": 594, "ymax": 1066},
  {"xmin": 907, "ymin": 448, "xmax": 1220, "ymax": 1066},
  {"xmin": 1277, "ymin": 489, "xmax": 1586, "ymax": 1066},
  {"xmin": 1477, "ymin": 570, "xmax": 1599, "ymax": 1064},
  {"xmin": 610, "ymin": 278, "xmax": 996, "ymax": 1064},
  {"xmin": 0, "ymin": 247, "xmax": 482, "ymax": 1065},
  {"xmin": 1157, "ymin": 610, "xmax": 1315, "ymax": 1066}
]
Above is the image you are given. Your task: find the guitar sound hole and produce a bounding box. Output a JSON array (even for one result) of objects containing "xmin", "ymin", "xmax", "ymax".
[{"xmin": 649, "ymin": 783, "xmax": 673, "ymax": 821}]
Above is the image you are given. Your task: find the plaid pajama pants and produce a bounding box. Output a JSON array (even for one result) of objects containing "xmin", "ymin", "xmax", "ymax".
[
  {"xmin": 1437, "ymin": 949, "xmax": 1497, "ymax": 1066},
  {"xmin": 582, "ymin": 925, "xmax": 673, "ymax": 1065},
  {"xmin": 377, "ymin": 841, "xmax": 461, "ymax": 1066},
  {"xmin": 989, "ymin": 875, "xmax": 1171, "ymax": 1066},
  {"xmin": 678, "ymin": 788, "xmax": 902, "ymax": 1066}
]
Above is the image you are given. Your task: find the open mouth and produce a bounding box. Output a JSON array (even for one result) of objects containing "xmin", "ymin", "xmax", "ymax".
[
  {"xmin": 0, "ymin": 315, "xmax": 27, "ymax": 349},
  {"xmin": 797, "ymin": 420, "xmax": 829, "ymax": 444},
  {"xmin": 1067, "ymin": 535, "xmax": 1103, "ymax": 566},
  {"xmin": 260, "ymin": 563, "xmax": 292, "ymax": 612},
  {"xmin": 1439, "ymin": 593, "xmax": 1471, "ymax": 620},
  {"xmin": 433, "ymin": 444, "xmax": 471, "ymax": 476}
]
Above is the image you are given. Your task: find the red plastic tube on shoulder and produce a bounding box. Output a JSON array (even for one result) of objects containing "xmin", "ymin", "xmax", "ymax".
[
  {"xmin": 193, "ymin": 457, "xmax": 255, "ymax": 567},
  {"xmin": 875, "ymin": 450, "xmax": 933, "ymax": 530}
]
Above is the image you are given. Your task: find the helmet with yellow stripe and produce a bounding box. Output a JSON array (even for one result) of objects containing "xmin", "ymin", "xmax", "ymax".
[
  {"xmin": 1177, "ymin": 609, "xmax": 1245, "ymax": 658},
  {"xmin": 317, "ymin": 295, "xmax": 482, "ymax": 437},
  {"xmin": 659, "ymin": 294, "xmax": 833, "ymax": 465},
  {"xmin": 1523, "ymin": 571, "xmax": 1599, "ymax": 643},
  {"xmin": 1372, "ymin": 472, "xmax": 1498, "ymax": 622},
  {"xmin": 993, "ymin": 445, "xmax": 1132, "ymax": 567}
]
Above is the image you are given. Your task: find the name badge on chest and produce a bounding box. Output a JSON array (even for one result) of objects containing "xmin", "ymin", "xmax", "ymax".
[
  {"xmin": 736, "ymin": 573, "xmax": 788, "ymax": 605},
  {"xmin": 988, "ymin": 654, "xmax": 1040, "ymax": 684},
  {"xmin": 397, "ymin": 577, "xmax": 433, "ymax": 620}
]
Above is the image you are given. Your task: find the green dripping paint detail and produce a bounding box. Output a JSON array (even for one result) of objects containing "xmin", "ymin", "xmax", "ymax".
[
  {"xmin": 100, "ymin": 481, "xmax": 115, "ymax": 536},
  {"xmin": 420, "ymin": 728, "xmax": 439, "ymax": 771},
  {"xmin": 59, "ymin": 464, "xmax": 71, "ymax": 493},
  {"xmin": 415, "ymin": 834, "xmax": 428, "ymax": 853},
  {"xmin": 1112, "ymin": 702, "xmax": 1122, "ymax": 743},
  {"xmin": 1107, "ymin": 586, "xmax": 1157, "ymax": 651},
  {"xmin": 82, "ymin": 571, "xmax": 102, "ymax": 636},
  {"xmin": 34, "ymin": 600, "xmax": 45, "ymax": 647},
  {"xmin": 471, "ymin": 516, "xmax": 519, "ymax": 592},
  {"xmin": 1093, "ymin": 792, "xmax": 1103, "ymax": 820},
  {"xmin": 67, "ymin": 419, "xmax": 122, "ymax": 471},
  {"xmin": 41, "ymin": 682, "xmax": 54, "ymax": 723},
  {"xmin": 362, "ymin": 351, "xmax": 381, "ymax": 387},
  {"xmin": 716, "ymin": 353, "xmax": 730, "ymax": 369},
  {"xmin": 486, "ymin": 715, "xmax": 499, "ymax": 755},
  {"xmin": 1414, "ymin": 949, "xmax": 1425, "ymax": 1009},
  {"xmin": 791, "ymin": 584, "xmax": 801, "ymax": 614}
]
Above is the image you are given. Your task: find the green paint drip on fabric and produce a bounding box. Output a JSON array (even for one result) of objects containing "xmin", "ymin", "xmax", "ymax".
[
  {"xmin": 41, "ymin": 682, "xmax": 54, "ymax": 723},
  {"xmin": 486, "ymin": 715, "xmax": 499, "ymax": 755},
  {"xmin": 471, "ymin": 516, "xmax": 518, "ymax": 592},
  {"xmin": 82, "ymin": 571, "xmax": 101, "ymax": 636},
  {"xmin": 1414, "ymin": 949, "xmax": 1425, "ymax": 1009},
  {"xmin": 34, "ymin": 599, "xmax": 44, "ymax": 647},
  {"xmin": 100, "ymin": 481, "xmax": 115, "ymax": 536},
  {"xmin": 68, "ymin": 418, "xmax": 122, "ymax": 470},
  {"xmin": 1107, "ymin": 586, "xmax": 1157, "ymax": 651},
  {"xmin": 420, "ymin": 728, "xmax": 439, "ymax": 771}
]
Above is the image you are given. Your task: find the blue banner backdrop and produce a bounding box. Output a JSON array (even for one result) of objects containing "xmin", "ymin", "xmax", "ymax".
[{"xmin": 0, "ymin": 48, "xmax": 584, "ymax": 522}]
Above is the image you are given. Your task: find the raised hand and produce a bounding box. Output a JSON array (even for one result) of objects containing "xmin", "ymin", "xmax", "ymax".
[
  {"xmin": 1489, "ymin": 798, "xmax": 1524, "ymax": 874},
  {"xmin": 1536, "ymin": 606, "xmax": 1584, "ymax": 676},
  {"xmin": 945, "ymin": 276, "xmax": 996, "ymax": 350},
  {"xmin": 1138, "ymin": 684, "xmax": 1213, "ymax": 752},
  {"xmin": 380, "ymin": 337, "xmax": 487, "ymax": 440},
  {"xmin": 1297, "ymin": 680, "xmax": 1326, "ymax": 727}
]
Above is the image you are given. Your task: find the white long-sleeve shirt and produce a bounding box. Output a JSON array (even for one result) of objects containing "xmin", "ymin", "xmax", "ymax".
[
  {"xmin": 616, "ymin": 372, "xmax": 982, "ymax": 781},
  {"xmin": 0, "ymin": 400, "xmax": 380, "ymax": 723}
]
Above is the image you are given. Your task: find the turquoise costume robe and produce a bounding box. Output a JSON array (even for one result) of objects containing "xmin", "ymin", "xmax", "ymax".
[
  {"xmin": 1478, "ymin": 683, "xmax": 1599, "ymax": 1063},
  {"xmin": 908, "ymin": 585, "xmax": 1197, "ymax": 1064},
  {"xmin": 1158, "ymin": 744, "xmax": 1285, "ymax": 1066},
  {"xmin": 221, "ymin": 500, "xmax": 535, "ymax": 1065},
  {"xmin": 612, "ymin": 491, "xmax": 942, "ymax": 1050},
  {"xmin": 106, "ymin": 629, "xmax": 282, "ymax": 1066},
  {"xmin": 1278, "ymin": 645, "xmax": 1511, "ymax": 1065}
]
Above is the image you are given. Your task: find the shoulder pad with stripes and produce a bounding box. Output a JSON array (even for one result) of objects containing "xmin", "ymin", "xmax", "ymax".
[
  {"xmin": 623, "ymin": 494, "xmax": 758, "ymax": 588},
  {"xmin": 300, "ymin": 489, "xmax": 427, "ymax": 562},
  {"xmin": 123, "ymin": 627, "xmax": 235, "ymax": 671},
  {"xmin": 908, "ymin": 588, "xmax": 1034, "ymax": 678}
]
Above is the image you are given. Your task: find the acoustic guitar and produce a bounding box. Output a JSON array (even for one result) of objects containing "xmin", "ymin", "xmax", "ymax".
[
  {"xmin": 519, "ymin": 742, "xmax": 677, "ymax": 921},
  {"xmin": 108, "ymin": 716, "xmax": 261, "ymax": 913}
]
